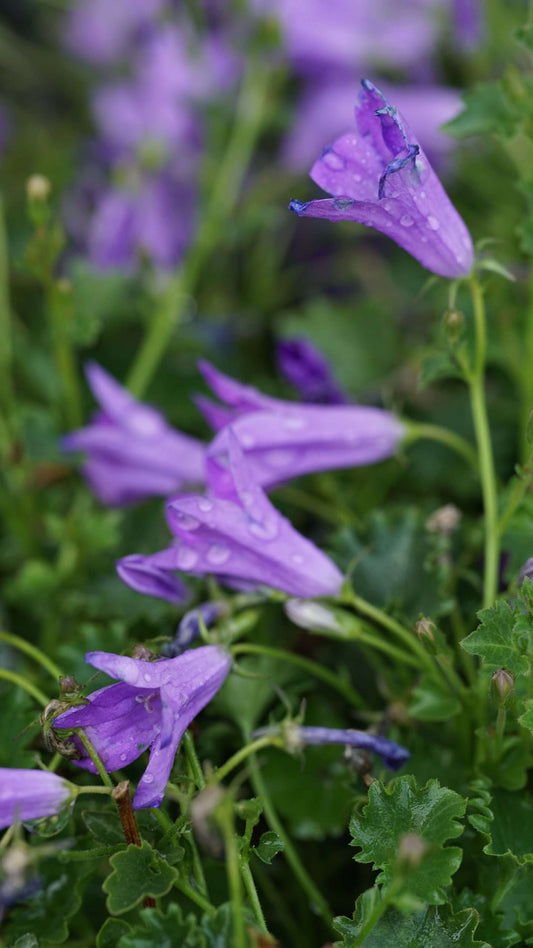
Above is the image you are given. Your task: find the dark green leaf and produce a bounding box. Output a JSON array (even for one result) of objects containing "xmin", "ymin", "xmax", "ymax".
[
  {"xmin": 117, "ymin": 904, "xmax": 204, "ymax": 948},
  {"xmin": 253, "ymin": 830, "xmax": 285, "ymax": 864},
  {"xmin": 461, "ymin": 601, "xmax": 530, "ymax": 675},
  {"xmin": 96, "ymin": 918, "xmax": 133, "ymax": 948},
  {"xmin": 2, "ymin": 862, "xmax": 88, "ymax": 945},
  {"xmin": 349, "ymin": 776, "xmax": 466, "ymax": 905},
  {"xmin": 418, "ymin": 351, "xmax": 463, "ymax": 389},
  {"xmin": 410, "ymin": 676, "xmax": 462, "ymax": 721},
  {"xmin": 103, "ymin": 841, "xmax": 178, "ymax": 915},
  {"xmin": 12, "ymin": 937, "xmax": 40, "ymax": 948}
]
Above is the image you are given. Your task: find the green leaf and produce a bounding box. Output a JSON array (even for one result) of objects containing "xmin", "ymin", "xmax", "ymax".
[
  {"xmin": 334, "ymin": 893, "xmax": 489, "ymax": 947},
  {"xmin": 349, "ymin": 776, "xmax": 466, "ymax": 905},
  {"xmin": 199, "ymin": 904, "xmax": 235, "ymax": 947},
  {"xmin": 2, "ymin": 862, "xmax": 88, "ymax": 945},
  {"xmin": 253, "ymin": 830, "xmax": 285, "ymax": 864},
  {"xmin": 410, "ymin": 676, "xmax": 462, "ymax": 722},
  {"xmin": 103, "ymin": 841, "xmax": 178, "ymax": 915},
  {"xmin": 96, "ymin": 918, "xmax": 133, "ymax": 948},
  {"xmin": 461, "ymin": 601, "xmax": 530, "ymax": 676},
  {"xmin": 82, "ymin": 809, "xmax": 126, "ymax": 845},
  {"xmin": 518, "ymin": 698, "xmax": 533, "ymax": 733},
  {"xmin": 12, "ymin": 937, "xmax": 40, "ymax": 948},
  {"xmin": 117, "ymin": 905, "xmax": 204, "ymax": 948},
  {"xmin": 418, "ymin": 351, "xmax": 463, "ymax": 389},
  {"xmin": 444, "ymin": 82, "xmax": 520, "ymax": 140},
  {"xmin": 482, "ymin": 791, "xmax": 533, "ymax": 864},
  {"xmin": 477, "ymin": 258, "xmax": 516, "ymax": 282}
]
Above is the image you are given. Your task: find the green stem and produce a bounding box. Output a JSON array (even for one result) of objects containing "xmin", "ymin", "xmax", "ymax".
[
  {"xmin": 213, "ymin": 735, "xmax": 284, "ymax": 785},
  {"xmin": 353, "ymin": 881, "xmax": 402, "ymax": 944},
  {"xmin": 47, "ymin": 281, "xmax": 82, "ymax": 429},
  {"xmin": 126, "ymin": 60, "xmax": 270, "ymax": 398},
  {"xmin": 0, "ymin": 630, "xmax": 63, "ymax": 681},
  {"xmin": 231, "ymin": 642, "xmax": 365, "ymax": 709},
  {"xmin": 73, "ymin": 728, "xmax": 114, "ymax": 788},
  {"xmin": 405, "ymin": 422, "xmax": 478, "ymax": 470},
  {"xmin": 183, "ymin": 729, "xmax": 206, "ymax": 791},
  {"xmin": 344, "ymin": 591, "xmax": 435, "ymax": 676},
  {"xmin": 247, "ymin": 752, "xmax": 333, "ymax": 930},
  {"xmin": 497, "ymin": 447, "xmax": 533, "ymax": 535},
  {"xmin": 239, "ymin": 860, "xmax": 269, "ymax": 934},
  {"xmin": 521, "ymin": 266, "xmax": 533, "ymax": 459},
  {"xmin": 76, "ymin": 785, "xmax": 114, "ymax": 797},
  {"xmin": 174, "ymin": 877, "xmax": 216, "ymax": 915},
  {"xmin": 468, "ymin": 276, "xmax": 499, "ymax": 608},
  {"xmin": 0, "ymin": 194, "xmax": 14, "ymax": 420},
  {"xmin": 217, "ymin": 797, "xmax": 247, "ymax": 948},
  {"xmin": 0, "ymin": 668, "xmax": 48, "ymax": 705}
]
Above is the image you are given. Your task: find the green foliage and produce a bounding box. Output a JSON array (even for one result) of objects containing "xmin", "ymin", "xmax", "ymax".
[
  {"xmin": 102, "ymin": 841, "xmax": 179, "ymax": 915},
  {"xmin": 445, "ymin": 80, "xmax": 522, "ymax": 140},
  {"xmin": 410, "ymin": 676, "xmax": 462, "ymax": 722},
  {"xmin": 2, "ymin": 862, "xmax": 90, "ymax": 945},
  {"xmin": 253, "ymin": 830, "xmax": 285, "ymax": 864},
  {"xmin": 116, "ymin": 905, "xmax": 203, "ymax": 948},
  {"xmin": 461, "ymin": 599, "xmax": 531, "ymax": 676},
  {"xmin": 334, "ymin": 893, "xmax": 488, "ymax": 948},
  {"xmin": 349, "ymin": 776, "xmax": 466, "ymax": 906}
]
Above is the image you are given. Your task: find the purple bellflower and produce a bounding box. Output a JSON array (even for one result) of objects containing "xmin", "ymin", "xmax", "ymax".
[
  {"xmin": 54, "ymin": 645, "xmax": 231, "ymax": 810},
  {"xmin": 160, "ymin": 601, "xmax": 229, "ymax": 657},
  {"xmin": 289, "ymin": 79, "xmax": 474, "ymax": 279},
  {"xmin": 276, "ymin": 337, "xmax": 348, "ymax": 404},
  {"xmin": 62, "ymin": 362, "xmax": 205, "ymax": 506},
  {"xmin": 117, "ymin": 432, "xmax": 344, "ymax": 600},
  {"xmin": 198, "ymin": 360, "xmax": 405, "ymax": 490},
  {"xmin": 0, "ymin": 769, "xmax": 73, "ymax": 830},
  {"xmin": 63, "ymin": 0, "xmax": 165, "ymax": 65},
  {"xmin": 288, "ymin": 725, "xmax": 410, "ymax": 770}
]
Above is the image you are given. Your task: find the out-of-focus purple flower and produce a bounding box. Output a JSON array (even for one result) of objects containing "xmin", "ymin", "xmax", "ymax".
[
  {"xmin": 198, "ymin": 360, "xmax": 405, "ymax": 489},
  {"xmin": 283, "ymin": 82, "xmax": 463, "ymax": 172},
  {"xmin": 0, "ymin": 770, "xmax": 73, "ymax": 830},
  {"xmin": 118, "ymin": 432, "xmax": 344, "ymax": 599},
  {"xmin": 92, "ymin": 81, "xmax": 196, "ymax": 159},
  {"xmin": 161, "ymin": 600, "xmax": 229, "ymax": 656},
  {"xmin": 54, "ymin": 645, "xmax": 231, "ymax": 809},
  {"xmin": 0, "ymin": 105, "xmax": 10, "ymax": 156},
  {"xmin": 63, "ymin": 0, "xmax": 165, "ymax": 65},
  {"xmin": 453, "ymin": 0, "xmax": 483, "ymax": 50},
  {"xmin": 289, "ymin": 79, "xmax": 474, "ymax": 279},
  {"xmin": 62, "ymin": 362, "xmax": 205, "ymax": 506},
  {"xmin": 288, "ymin": 725, "xmax": 410, "ymax": 770},
  {"xmin": 519, "ymin": 558, "xmax": 533, "ymax": 585},
  {"xmin": 276, "ymin": 337, "xmax": 348, "ymax": 404},
  {"xmin": 87, "ymin": 174, "xmax": 196, "ymax": 272}
]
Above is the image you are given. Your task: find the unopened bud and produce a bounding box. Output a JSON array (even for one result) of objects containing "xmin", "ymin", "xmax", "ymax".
[
  {"xmin": 397, "ymin": 832, "xmax": 428, "ymax": 869},
  {"xmin": 426, "ymin": 504, "xmax": 461, "ymax": 537},
  {"xmin": 443, "ymin": 308, "xmax": 464, "ymax": 344},
  {"xmin": 490, "ymin": 669, "xmax": 514, "ymax": 706},
  {"xmin": 416, "ymin": 618, "xmax": 436, "ymax": 644},
  {"xmin": 131, "ymin": 644, "xmax": 155, "ymax": 661},
  {"xmin": 59, "ymin": 675, "xmax": 80, "ymax": 696},
  {"xmin": 26, "ymin": 174, "xmax": 51, "ymax": 203},
  {"xmin": 284, "ymin": 599, "xmax": 343, "ymax": 636}
]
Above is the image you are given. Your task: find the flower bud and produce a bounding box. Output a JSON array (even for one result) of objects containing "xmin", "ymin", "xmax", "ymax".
[
  {"xmin": 426, "ymin": 504, "xmax": 461, "ymax": 537},
  {"xmin": 26, "ymin": 174, "xmax": 51, "ymax": 203},
  {"xmin": 443, "ymin": 308, "xmax": 464, "ymax": 344},
  {"xmin": 416, "ymin": 617, "xmax": 436, "ymax": 644},
  {"xmin": 397, "ymin": 832, "xmax": 428, "ymax": 869},
  {"xmin": 284, "ymin": 599, "xmax": 343, "ymax": 636},
  {"xmin": 490, "ymin": 669, "xmax": 514, "ymax": 706}
]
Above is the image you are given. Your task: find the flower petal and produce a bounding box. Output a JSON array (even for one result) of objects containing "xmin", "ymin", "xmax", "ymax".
[{"xmin": 116, "ymin": 554, "xmax": 189, "ymax": 604}]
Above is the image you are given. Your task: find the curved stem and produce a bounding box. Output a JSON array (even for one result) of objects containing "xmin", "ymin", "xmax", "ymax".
[
  {"xmin": 231, "ymin": 642, "xmax": 365, "ymax": 709},
  {"xmin": 217, "ymin": 797, "xmax": 247, "ymax": 948},
  {"xmin": 0, "ymin": 668, "xmax": 48, "ymax": 705},
  {"xmin": 405, "ymin": 422, "xmax": 478, "ymax": 470},
  {"xmin": 174, "ymin": 877, "xmax": 216, "ymax": 915},
  {"xmin": 183, "ymin": 729, "xmax": 206, "ymax": 791},
  {"xmin": 0, "ymin": 630, "xmax": 63, "ymax": 681},
  {"xmin": 212, "ymin": 735, "xmax": 283, "ymax": 785},
  {"xmin": 344, "ymin": 591, "xmax": 435, "ymax": 676},
  {"xmin": 73, "ymin": 728, "xmax": 114, "ymax": 789},
  {"xmin": 240, "ymin": 860, "xmax": 268, "ymax": 934},
  {"xmin": 468, "ymin": 276, "xmax": 499, "ymax": 608},
  {"xmin": 247, "ymin": 751, "xmax": 333, "ymax": 931}
]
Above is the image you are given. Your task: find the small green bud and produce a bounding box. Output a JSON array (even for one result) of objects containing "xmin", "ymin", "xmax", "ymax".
[
  {"xmin": 26, "ymin": 175, "xmax": 52, "ymax": 227},
  {"xmin": 416, "ymin": 617, "xmax": 436, "ymax": 644},
  {"xmin": 443, "ymin": 308, "xmax": 464, "ymax": 344},
  {"xmin": 426, "ymin": 504, "xmax": 461, "ymax": 537},
  {"xmin": 490, "ymin": 669, "xmax": 514, "ymax": 706},
  {"xmin": 397, "ymin": 832, "xmax": 428, "ymax": 869}
]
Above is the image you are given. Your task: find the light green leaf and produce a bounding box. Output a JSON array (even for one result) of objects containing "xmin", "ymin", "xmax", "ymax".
[
  {"xmin": 461, "ymin": 601, "xmax": 530, "ymax": 676},
  {"xmin": 103, "ymin": 841, "xmax": 178, "ymax": 915},
  {"xmin": 253, "ymin": 830, "xmax": 285, "ymax": 864}
]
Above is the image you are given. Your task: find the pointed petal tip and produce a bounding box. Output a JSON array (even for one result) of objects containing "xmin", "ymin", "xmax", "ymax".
[{"xmin": 288, "ymin": 199, "xmax": 307, "ymax": 215}]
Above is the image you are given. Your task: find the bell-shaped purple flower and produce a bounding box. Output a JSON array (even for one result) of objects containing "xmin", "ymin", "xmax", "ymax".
[
  {"xmin": 62, "ymin": 362, "xmax": 205, "ymax": 506},
  {"xmin": 198, "ymin": 361, "xmax": 405, "ymax": 490},
  {"xmin": 54, "ymin": 645, "xmax": 231, "ymax": 810},
  {"xmin": 118, "ymin": 432, "xmax": 344, "ymax": 600},
  {"xmin": 0, "ymin": 770, "xmax": 73, "ymax": 830},
  {"xmin": 289, "ymin": 79, "xmax": 474, "ymax": 279},
  {"xmin": 292, "ymin": 726, "xmax": 410, "ymax": 770},
  {"xmin": 63, "ymin": 0, "xmax": 166, "ymax": 65},
  {"xmin": 276, "ymin": 338, "xmax": 348, "ymax": 405}
]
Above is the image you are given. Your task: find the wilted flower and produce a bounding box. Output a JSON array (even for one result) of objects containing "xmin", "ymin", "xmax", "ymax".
[
  {"xmin": 118, "ymin": 432, "xmax": 344, "ymax": 599},
  {"xmin": 54, "ymin": 645, "xmax": 231, "ymax": 809},
  {"xmin": 62, "ymin": 362, "xmax": 205, "ymax": 505},
  {"xmin": 288, "ymin": 725, "xmax": 410, "ymax": 769},
  {"xmin": 199, "ymin": 360, "xmax": 405, "ymax": 489},
  {"xmin": 0, "ymin": 770, "xmax": 73, "ymax": 830},
  {"xmin": 276, "ymin": 338, "xmax": 348, "ymax": 404},
  {"xmin": 289, "ymin": 79, "xmax": 474, "ymax": 279}
]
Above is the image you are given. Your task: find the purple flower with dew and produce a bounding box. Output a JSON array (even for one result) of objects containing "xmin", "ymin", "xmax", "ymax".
[
  {"xmin": 289, "ymin": 79, "xmax": 474, "ymax": 279},
  {"xmin": 276, "ymin": 337, "xmax": 348, "ymax": 405},
  {"xmin": 62, "ymin": 362, "xmax": 205, "ymax": 506},
  {"xmin": 118, "ymin": 431, "xmax": 344, "ymax": 600},
  {"xmin": 116, "ymin": 555, "xmax": 188, "ymax": 605},
  {"xmin": 0, "ymin": 770, "xmax": 73, "ymax": 830},
  {"xmin": 63, "ymin": 0, "xmax": 166, "ymax": 65},
  {"xmin": 160, "ymin": 601, "xmax": 229, "ymax": 656},
  {"xmin": 54, "ymin": 645, "xmax": 231, "ymax": 809},
  {"xmin": 199, "ymin": 361, "xmax": 405, "ymax": 490},
  {"xmin": 283, "ymin": 81, "xmax": 463, "ymax": 173},
  {"xmin": 291, "ymin": 726, "xmax": 410, "ymax": 770}
]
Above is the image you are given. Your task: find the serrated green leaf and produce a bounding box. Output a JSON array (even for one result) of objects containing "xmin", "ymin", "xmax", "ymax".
[
  {"xmin": 444, "ymin": 82, "xmax": 520, "ymax": 140},
  {"xmin": 519, "ymin": 699, "xmax": 533, "ymax": 733},
  {"xmin": 82, "ymin": 809, "xmax": 126, "ymax": 845},
  {"xmin": 96, "ymin": 918, "xmax": 132, "ymax": 948},
  {"xmin": 117, "ymin": 904, "xmax": 204, "ymax": 948},
  {"xmin": 483, "ymin": 791, "xmax": 533, "ymax": 864},
  {"xmin": 253, "ymin": 830, "xmax": 285, "ymax": 864},
  {"xmin": 410, "ymin": 676, "xmax": 462, "ymax": 721},
  {"xmin": 461, "ymin": 601, "xmax": 529, "ymax": 675},
  {"xmin": 199, "ymin": 904, "xmax": 238, "ymax": 947},
  {"xmin": 349, "ymin": 776, "xmax": 466, "ymax": 905},
  {"xmin": 103, "ymin": 841, "xmax": 178, "ymax": 915},
  {"xmin": 334, "ymin": 893, "xmax": 489, "ymax": 947}
]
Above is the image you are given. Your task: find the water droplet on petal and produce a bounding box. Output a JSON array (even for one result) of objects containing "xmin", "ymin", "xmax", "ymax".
[
  {"xmin": 240, "ymin": 433, "xmax": 255, "ymax": 448},
  {"xmin": 207, "ymin": 544, "xmax": 231, "ymax": 565},
  {"xmin": 400, "ymin": 215, "xmax": 414, "ymax": 227},
  {"xmin": 264, "ymin": 449, "xmax": 296, "ymax": 469},
  {"xmin": 426, "ymin": 215, "xmax": 440, "ymax": 230},
  {"xmin": 249, "ymin": 519, "xmax": 278, "ymax": 541},
  {"xmin": 352, "ymin": 173, "xmax": 362, "ymax": 182},
  {"xmin": 198, "ymin": 498, "xmax": 213, "ymax": 512},
  {"xmin": 143, "ymin": 774, "xmax": 154, "ymax": 784},
  {"xmin": 177, "ymin": 546, "xmax": 199, "ymax": 570},
  {"xmin": 143, "ymin": 673, "xmax": 152, "ymax": 682},
  {"xmin": 120, "ymin": 753, "xmax": 127, "ymax": 762},
  {"xmin": 323, "ymin": 149, "xmax": 345, "ymax": 171},
  {"xmin": 175, "ymin": 512, "xmax": 200, "ymax": 531},
  {"xmin": 240, "ymin": 491, "xmax": 254, "ymax": 508},
  {"xmin": 291, "ymin": 554, "xmax": 304, "ymax": 565},
  {"xmin": 283, "ymin": 416, "xmax": 306, "ymax": 431}
]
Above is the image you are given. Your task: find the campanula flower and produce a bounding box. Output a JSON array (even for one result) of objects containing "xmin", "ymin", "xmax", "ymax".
[
  {"xmin": 115, "ymin": 555, "xmax": 188, "ymax": 605},
  {"xmin": 198, "ymin": 360, "xmax": 405, "ymax": 489},
  {"xmin": 289, "ymin": 79, "xmax": 474, "ymax": 279},
  {"xmin": 62, "ymin": 362, "xmax": 205, "ymax": 505},
  {"xmin": 276, "ymin": 338, "xmax": 348, "ymax": 405},
  {"xmin": 64, "ymin": 0, "xmax": 165, "ymax": 65},
  {"xmin": 54, "ymin": 645, "xmax": 231, "ymax": 809},
  {"xmin": 161, "ymin": 601, "xmax": 229, "ymax": 656},
  {"xmin": 0, "ymin": 770, "xmax": 73, "ymax": 830},
  {"xmin": 292, "ymin": 726, "xmax": 410, "ymax": 770},
  {"xmin": 118, "ymin": 432, "xmax": 344, "ymax": 600}
]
